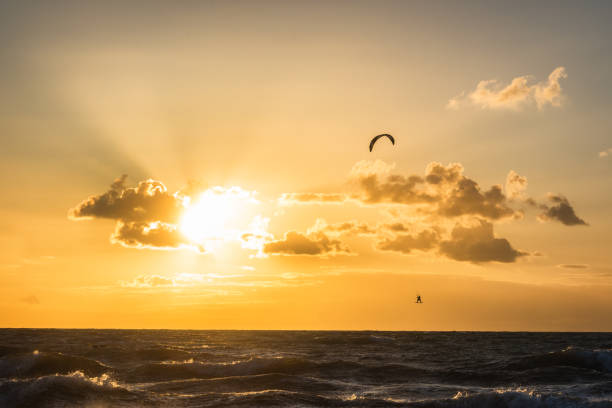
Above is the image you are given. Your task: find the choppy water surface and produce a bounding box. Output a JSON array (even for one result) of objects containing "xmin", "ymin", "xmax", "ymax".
[{"xmin": 1, "ymin": 330, "xmax": 611, "ymax": 407}]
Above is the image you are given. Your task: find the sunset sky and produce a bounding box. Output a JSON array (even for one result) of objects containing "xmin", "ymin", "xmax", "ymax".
[{"xmin": 1, "ymin": 1, "xmax": 611, "ymax": 330}]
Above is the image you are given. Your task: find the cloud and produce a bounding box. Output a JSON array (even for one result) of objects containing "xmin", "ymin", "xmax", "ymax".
[
  {"xmin": 384, "ymin": 222, "xmax": 411, "ymax": 232},
  {"xmin": 352, "ymin": 162, "xmax": 431, "ymax": 205},
  {"xmin": 71, "ymin": 176, "xmax": 268, "ymax": 253},
  {"xmin": 538, "ymin": 194, "xmax": 588, "ymax": 226},
  {"xmin": 438, "ymin": 178, "xmax": 515, "ymax": 220},
  {"xmin": 448, "ymin": 67, "xmax": 567, "ymax": 110},
  {"xmin": 20, "ymin": 295, "xmax": 40, "ymax": 305},
  {"xmin": 376, "ymin": 220, "xmax": 524, "ymax": 263},
  {"xmin": 120, "ymin": 274, "xmax": 177, "ymax": 288},
  {"xmin": 278, "ymin": 193, "xmax": 349, "ymax": 205},
  {"xmin": 120, "ymin": 273, "xmax": 250, "ymax": 289},
  {"xmin": 599, "ymin": 148, "xmax": 612, "ymax": 158},
  {"xmin": 557, "ymin": 264, "xmax": 589, "ymax": 269},
  {"xmin": 439, "ymin": 220, "xmax": 526, "ymax": 263},
  {"xmin": 533, "ymin": 67, "xmax": 568, "ymax": 109},
  {"xmin": 350, "ymin": 159, "xmax": 396, "ymax": 177},
  {"xmin": 377, "ymin": 230, "xmax": 440, "ymax": 254},
  {"xmin": 308, "ymin": 219, "xmax": 377, "ymax": 237},
  {"xmin": 111, "ymin": 221, "xmax": 202, "ymax": 251},
  {"xmin": 69, "ymin": 175, "xmax": 185, "ymax": 223},
  {"xmin": 505, "ymin": 170, "xmax": 528, "ymax": 199},
  {"xmin": 351, "ymin": 161, "xmax": 519, "ymax": 220},
  {"xmin": 263, "ymin": 231, "xmax": 350, "ymax": 256}
]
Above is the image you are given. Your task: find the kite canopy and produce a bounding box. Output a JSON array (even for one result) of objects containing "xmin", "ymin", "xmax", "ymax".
[{"xmin": 369, "ymin": 134, "xmax": 395, "ymax": 152}]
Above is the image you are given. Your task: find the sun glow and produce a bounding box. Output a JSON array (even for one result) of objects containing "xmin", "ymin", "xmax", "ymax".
[{"xmin": 180, "ymin": 187, "xmax": 261, "ymax": 248}]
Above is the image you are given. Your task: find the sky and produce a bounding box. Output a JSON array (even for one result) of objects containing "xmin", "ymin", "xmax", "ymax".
[{"xmin": 1, "ymin": 1, "xmax": 611, "ymax": 330}]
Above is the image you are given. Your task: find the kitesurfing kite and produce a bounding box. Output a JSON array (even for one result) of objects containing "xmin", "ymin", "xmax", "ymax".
[{"xmin": 369, "ymin": 133, "xmax": 395, "ymax": 152}]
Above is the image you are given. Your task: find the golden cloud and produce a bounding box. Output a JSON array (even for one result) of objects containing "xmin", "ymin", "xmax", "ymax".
[
  {"xmin": 263, "ymin": 231, "xmax": 350, "ymax": 256},
  {"xmin": 448, "ymin": 67, "xmax": 567, "ymax": 110}
]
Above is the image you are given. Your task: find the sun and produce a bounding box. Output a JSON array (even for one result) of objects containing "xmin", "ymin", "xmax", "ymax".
[{"xmin": 179, "ymin": 187, "xmax": 259, "ymax": 245}]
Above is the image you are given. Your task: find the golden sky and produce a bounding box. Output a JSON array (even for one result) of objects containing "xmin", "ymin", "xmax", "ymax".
[{"xmin": 1, "ymin": 1, "xmax": 611, "ymax": 330}]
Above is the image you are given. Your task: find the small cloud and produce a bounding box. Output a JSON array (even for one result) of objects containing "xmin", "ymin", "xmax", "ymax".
[
  {"xmin": 376, "ymin": 219, "xmax": 525, "ymax": 263},
  {"xmin": 69, "ymin": 175, "xmax": 185, "ymax": 224},
  {"xmin": 350, "ymin": 159, "xmax": 396, "ymax": 178},
  {"xmin": 599, "ymin": 148, "xmax": 612, "ymax": 158},
  {"xmin": 120, "ymin": 274, "xmax": 178, "ymax": 288},
  {"xmin": 448, "ymin": 67, "xmax": 567, "ymax": 111},
  {"xmin": 308, "ymin": 219, "xmax": 377, "ymax": 237},
  {"xmin": 557, "ymin": 264, "xmax": 589, "ymax": 269},
  {"xmin": 111, "ymin": 221, "xmax": 202, "ymax": 252},
  {"xmin": 263, "ymin": 231, "xmax": 350, "ymax": 256},
  {"xmin": 439, "ymin": 219, "xmax": 526, "ymax": 263},
  {"xmin": 376, "ymin": 229, "xmax": 440, "ymax": 254},
  {"xmin": 505, "ymin": 170, "xmax": 528, "ymax": 199},
  {"xmin": 21, "ymin": 295, "xmax": 40, "ymax": 305},
  {"xmin": 446, "ymin": 91, "xmax": 465, "ymax": 110},
  {"xmin": 538, "ymin": 194, "xmax": 588, "ymax": 226},
  {"xmin": 278, "ymin": 193, "xmax": 349, "ymax": 205},
  {"xmin": 383, "ymin": 223, "xmax": 411, "ymax": 232}
]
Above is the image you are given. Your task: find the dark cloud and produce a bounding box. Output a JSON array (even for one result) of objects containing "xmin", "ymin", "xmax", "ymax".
[
  {"xmin": 376, "ymin": 219, "xmax": 524, "ymax": 263},
  {"xmin": 439, "ymin": 220, "xmax": 526, "ymax": 263},
  {"xmin": 263, "ymin": 231, "xmax": 350, "ymax": 256},
  {"xmin": 111, "ymin": 221, "xmax": 201, "ymax": 251},
  {"xmin": 69, "ymin": 176, "xmax": 209, "ymax": 251},
  {"xmin": 377, "ymin": 230, "xmax": 439, "ymax": 254},
  {"xmin": 357, "ymin": 172, "xmax": 434, "ymax": 205},
  {"xmin": 538, "ymin": 194, "xmax": 588, "ymax": 226},
  {"xmin": 352, "ymin": 161, "xmax": 519, "ymax": 221},
  {"xmin": 438, "ymin": 179, "xmax": 515, "ymax": 220},
  {"xmin": 69, "ymin": 175, "xmax": 184, "ymax": 224}
]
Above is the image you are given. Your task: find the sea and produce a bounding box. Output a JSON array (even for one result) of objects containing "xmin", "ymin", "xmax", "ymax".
[{"xmin": 0, "ymin": 330, "xmax": 611, "ymax": 407}]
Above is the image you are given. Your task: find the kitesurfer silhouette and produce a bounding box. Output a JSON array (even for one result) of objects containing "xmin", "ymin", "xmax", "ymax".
[{"xmin": 416, "ymin": 295, "xmax": 422, "ymax": 304}]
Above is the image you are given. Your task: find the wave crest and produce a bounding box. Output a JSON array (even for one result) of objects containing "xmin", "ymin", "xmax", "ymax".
[
  {"xmin": 0, "ymin": 371, "xmax": 139, "ymax": 408},
  {"xmin": 506, "ymin": 347, "xmax": 612, "ymax": 373},
  {"xmin": 0, "ymin": 351, "xmax": 109, "ymax": 378}
]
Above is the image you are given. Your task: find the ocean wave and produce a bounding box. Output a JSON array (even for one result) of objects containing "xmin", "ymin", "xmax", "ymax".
[
  {"xmin": 506, "ymin": 347, "xmax": 612, "ymax": 373},
  {"xmin": 88, "ymin": 346, "xmax": 197, "ymax": 364},
  {"xmin": 176, "ymin": 389, "xmax": 408, "ymax": 408},
  {"xmin": 143, "ymin": 372, "xmax": 346, "ymax": 396},
  {"xmin": 125, "ymin": 356, "xmax": 428, "ymax": 383},
  {"xmin": 407, "ymin": 388, "xmax": 612, "ymax": 408},
  {"xmin": 0, "ymin": 346, "xmax": 29, "ymax": 358},
  {"xmin": 127, "ymin": 356, "xmax": 332, "ymax": 381},
  {"xmin": 312, "ymin": 333, "xmax": 399, "ymax": 346},
  {"xmin": 0, "ymin": 371, "xmax": 140, "ymax": 408},
  {"xmin": 0, "ymin": 351, "xmax": 109, "ymax": 378}
]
